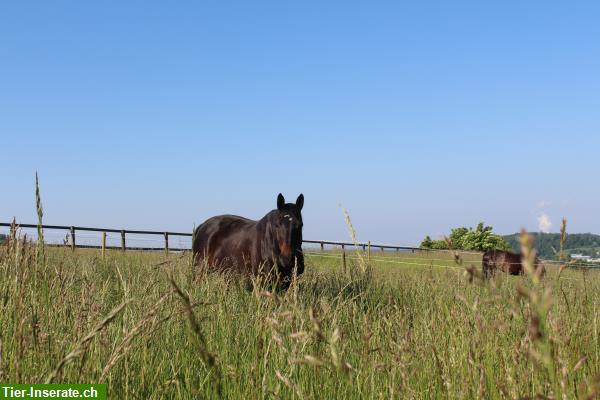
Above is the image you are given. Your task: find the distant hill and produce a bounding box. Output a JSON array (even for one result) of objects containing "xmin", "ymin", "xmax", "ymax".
[{"xmin": 503, "ymin": 232, "xmax": 600, "ymax": 259}]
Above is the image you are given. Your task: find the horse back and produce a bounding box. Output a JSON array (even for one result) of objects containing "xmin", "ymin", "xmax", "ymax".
[
  {"xmin": 193, "ymin": 215, "xmax": 262, "ymax": 271},
  {"xmin": 483, "ymin": 250, "xmax": 523, "ymax": 275}
]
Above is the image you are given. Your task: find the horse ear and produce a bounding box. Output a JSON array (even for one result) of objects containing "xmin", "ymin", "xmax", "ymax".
[
  {"xmin": 277, "ymin": 193, "xmax": 285, "ymax": 210},
  {"xmin": 296, "ymin": 194, "xmax": 304, "ymax": 210}
]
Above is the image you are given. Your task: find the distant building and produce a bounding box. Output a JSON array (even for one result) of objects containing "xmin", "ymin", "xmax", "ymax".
[{"xmin": 571, "ymin": 254, "xmax": 600, "ymax": 264}]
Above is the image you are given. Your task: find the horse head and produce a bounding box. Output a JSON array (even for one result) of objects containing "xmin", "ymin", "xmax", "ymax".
[{"xmin": 270, "ymin": 193, "xmax": 305, "ymax": 277}]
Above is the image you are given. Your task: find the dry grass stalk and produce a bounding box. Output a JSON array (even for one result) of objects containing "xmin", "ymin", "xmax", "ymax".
[
  {"xmin": 289, "ymin": 355, "xmax": 326, "ymax": 367},
  {"xmin": 341, "ymin": 207, "xmax": 371, "ymax": 278},
  {"xmin": 260, "ymin": 338, "xmax": 273, "ymax": 399},
  {"xmin": 34, "ymin": 173, "xmax": 46, "ymax": 295},
  {"xmin": 558, "ymin": 218, "xmax": 567, "ymax": 262},
  {"xmin": 275, "ymin": 369, "xmax": 305, "ymax": 399},
  {"xmin": 45, "ymin": 300, "xmax": 130, "ymax": 383},
  {"xmin": 571, "ymin": 356, "xmax": 587, "ymax": 375},
  {"xmin": 557, "ymin": 219, "xmax": 570, "ymax": 278},
  {"xmin": 168, "ymin": 276, "xmax": 222, "ymax": 396},
  {"xmin": 100, "ymin": 291, "xmax": 173, "ymax": 380},
  {"xmin": 14, "ymin": 237, "xmax": 30, "ymax": 383},
  {"xmin": 518, "ymin": 229, "xmax": 563, "ymax": 399}
]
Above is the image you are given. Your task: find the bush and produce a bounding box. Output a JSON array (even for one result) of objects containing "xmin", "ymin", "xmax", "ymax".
[
  {"xmin": 420, "ymin": 223, "xmax": 510, "ymax": 252},
  {"xmin": 419, "ymin": 235, "xmax": 433, "ymax": 249},
  {"xmin": 419, "ymin": 235, "xmax": 450, "ymax": 250}
]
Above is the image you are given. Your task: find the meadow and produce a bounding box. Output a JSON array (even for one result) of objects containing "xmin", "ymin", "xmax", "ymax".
[{"xmin": 1, "ymin": 232, "xmax": 600, "ymax": 399}]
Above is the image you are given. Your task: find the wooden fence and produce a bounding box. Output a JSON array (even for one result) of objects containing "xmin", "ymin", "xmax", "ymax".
[{"xmin": 0, "ymin": 222, "xmax": 421, "ymax": 258}]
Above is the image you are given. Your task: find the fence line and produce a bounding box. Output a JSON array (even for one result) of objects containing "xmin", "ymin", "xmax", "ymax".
[
  {"xmin": 0, "ymin": 221, "xmax": 423, "ymax": 254},
  {"xmin": 305, "ymin": 252, "xmax": 590, "ymax": 281},
  {"xmin": 4, "ymin": 222, "xmax": 583, "ymax": 264},
  {"xmin": 40, "ymin": 243, "xmax": 191, "ymax": 252},
  {"xmin": 3, "ymin": 221, "xmax": 597, "ymax": 271}
]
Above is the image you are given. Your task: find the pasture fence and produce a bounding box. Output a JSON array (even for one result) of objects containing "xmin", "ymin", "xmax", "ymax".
[
  {"xmin": 0, "ymin": 221, "xmax": 426, "ymax": 259},
  {"xmin": 0, "ymin": 221, "xmax": 465, "ymax": 274},
  {"xmin": 0, "ymin": 221, "xmax": 583, "ymax": 271}
]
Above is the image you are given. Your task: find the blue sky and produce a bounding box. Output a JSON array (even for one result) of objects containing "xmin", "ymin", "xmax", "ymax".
[{"xmin": 2, "ymin": 1, "xmax": 599, "ymax": 245}]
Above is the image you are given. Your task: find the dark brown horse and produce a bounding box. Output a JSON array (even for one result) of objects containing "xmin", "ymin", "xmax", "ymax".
[
  {"xmin": 482, "ymin": 249, "xmax": 546, "ymax": 278},
  {"xmin": 192, "ymin": 193, "xmax": 304, "ymax": 288}
]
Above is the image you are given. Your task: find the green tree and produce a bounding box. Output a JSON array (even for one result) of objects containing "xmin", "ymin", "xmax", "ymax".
[
  {"xmin": 448, "ymin": 227, "xmax": 469, "ymax": 249},
  {"xmin": 419, "ymin": 235, "xmax": 433, "ymax": 249},
  {"xmin": 419, "ymin": 223, "xmax": 510, "ymax": 252},
  {"xmin": 430, "ymin": 239, "xmax": 450, "ymax": 250},
  {"xmin": 461, "ymin": 223, "xmax": 510, "ymax": 251}
]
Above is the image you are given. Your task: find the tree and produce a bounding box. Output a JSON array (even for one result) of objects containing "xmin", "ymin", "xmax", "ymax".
[
  {"xmin": 420, "ymin": 235, "xmax": 450, "ymax": 250},
  {"xmin": 419, "ymin": 235, "xmax": 433, "ymax": 249},
  {"xmin": 460, "ymin": 223, "xmax": 510, "ymax": 251},
  {"xmin": 449, "ymin": 227, "xmax": 469, "ymax": 249},
  {"xmin": 430, "ymin": 239, "xmax": 450, "ymax": 250},
  {"xmin": 419, "ymin": 223, "xmax": 510, "ymax": 252}
]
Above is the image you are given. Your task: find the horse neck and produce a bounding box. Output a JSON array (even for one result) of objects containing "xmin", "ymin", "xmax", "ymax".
[{"xmin": 253, "ymin": 210, "xmax": 274, "ymax": 240}]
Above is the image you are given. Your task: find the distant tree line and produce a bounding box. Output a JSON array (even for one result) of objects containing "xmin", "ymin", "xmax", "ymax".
[
  {"xmin": 503, "ymin": 232, "xmax": 600, "ymax": 259},
  {"xmin": 420, "ymin": 223, "xmax": 510, "ymax": 252}
]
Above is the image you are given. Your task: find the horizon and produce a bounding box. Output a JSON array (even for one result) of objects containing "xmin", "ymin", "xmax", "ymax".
[{"xmin": 2, "ymin": 1, "xmax": 599, "ymax": 245}]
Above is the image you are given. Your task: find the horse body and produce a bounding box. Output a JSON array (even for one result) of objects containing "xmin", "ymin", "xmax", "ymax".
[
  {"xmin": 193, "ymin": 214, "xmax": 274, "ymax": 275},
  {"xmin": 482, "ymin": 249, "xmax": 545, "ymax": 277},
  {"xmin": 192, "ymin": 194, "xmax": 304, "ymax": 286}
]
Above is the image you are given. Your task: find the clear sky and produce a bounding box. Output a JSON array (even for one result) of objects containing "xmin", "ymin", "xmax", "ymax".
[{"xmin": 2, "ymin": 1, "xmax": 599, "ymax": 245}]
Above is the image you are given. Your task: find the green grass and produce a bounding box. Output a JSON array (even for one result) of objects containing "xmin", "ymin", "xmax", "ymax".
[{"xmin": 2, "ymin": 240, "xmax": 600, "ymax": 399}]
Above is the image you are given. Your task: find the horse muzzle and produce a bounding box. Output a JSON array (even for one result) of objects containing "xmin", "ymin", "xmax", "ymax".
[{"xmin": 277, "ymin": 250, "xmax": 304, "ymax": 276}]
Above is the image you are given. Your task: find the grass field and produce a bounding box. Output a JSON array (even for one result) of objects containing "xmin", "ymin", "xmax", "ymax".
[{"xmin": 2, "ymin": 234, "xmax": 600, "ymax": 399}]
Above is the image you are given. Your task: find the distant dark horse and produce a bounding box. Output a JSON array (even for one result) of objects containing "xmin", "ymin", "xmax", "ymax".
[
  {"xmin": 482, "ymin": 249, "xmax": 546, "ymax": 278},
  {"xmin": 192, "ymin": 193, "xmax": 305, "ymax": 288}
]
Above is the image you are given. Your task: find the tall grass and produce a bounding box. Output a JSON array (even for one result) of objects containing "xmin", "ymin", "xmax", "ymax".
[
  {"xmin": 1, "ymin": 233, "xmax": 600, "ymax": 398},
  {"xmin": 1, "ymin": 185, "xmax": 599, "ymax": 398}
]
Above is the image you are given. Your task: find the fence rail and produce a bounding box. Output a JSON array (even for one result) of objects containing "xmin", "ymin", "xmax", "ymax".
[
  {"xmin": 5, "ymin": 221, "xmax": 595, "ymax": 271},
  {"xmin": 0, "ymin": 223, "xmax": 192, "ymax": 236},
  {"xmin": 0, "ymin": 222, "xmax": 422, "ymax": 254}
]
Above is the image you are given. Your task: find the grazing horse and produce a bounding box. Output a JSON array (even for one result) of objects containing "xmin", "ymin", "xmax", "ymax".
[
  {"xmin": 192, "ymin": 193, "xmax": 305, "ymax": 288},
  {"xmin": 482, "ymin": 249, "xmax": 546, "ymax": 278}
]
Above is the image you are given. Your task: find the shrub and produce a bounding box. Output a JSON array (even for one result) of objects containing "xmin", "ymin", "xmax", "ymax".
[{"xmin": 420, "ymin": 223, "xmax": 510, "ymax": 252}]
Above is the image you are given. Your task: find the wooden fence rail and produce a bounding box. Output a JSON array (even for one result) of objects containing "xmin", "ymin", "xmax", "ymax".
[{"xmin": 0, "ymin": 222, "xmax": 422, "ymax": 256}]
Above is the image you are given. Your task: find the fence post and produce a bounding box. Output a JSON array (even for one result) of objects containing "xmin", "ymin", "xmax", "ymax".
[
  {"xmin": 102, "ymin": 232, "xmax": 106, "ymax": 259},
  {"xmin": 121, "ymin": 230, "xmax": 126, "ymax": 251},
  {"xmin": 341, "ymin": 244, "xmax": 346, "ymax": 273},
  {"xmin": 381, "ymin": 246, "xmax": 385, "ymax": 253},
  {"xmin": 320, "ymin": 242, "xmax": 324, "ymax": 251},
  {"xmin": 164, "ymin": 232, "xmax": 169, "ymax": 256},
  {"xmin": 368, "ymin": 241, "xmax": 371, "ymax": 261},
  {"xmin": 70, "ymin": 226, "xmax": 75, "ymax": 252},
  {"xmin": 191, "ymin": 226, "xmax": 196, "ymax": 283}
]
